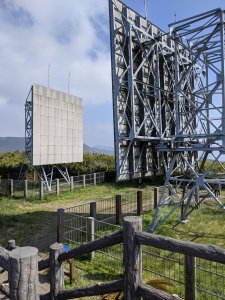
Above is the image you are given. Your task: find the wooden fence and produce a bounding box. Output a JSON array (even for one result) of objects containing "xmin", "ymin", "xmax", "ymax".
[
  {"xmin": 0, "ymin": 172, "xmax": 105, "ymax": 199},
  {"xmin": 1, "ymin": 216, "xmax": 225, "ymax": 299},
  {"xmin": 57, "ymin": 189, "xmax": 159, "ymax": 245}
]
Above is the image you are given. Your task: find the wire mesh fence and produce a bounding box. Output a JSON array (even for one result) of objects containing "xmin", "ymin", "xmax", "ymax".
[
  {"xmin": 64, "ymin": 214, "xmax": 88, "ymax": 245},
  {"xmin": 195, "ymin": 258, "xmax": 225, "ymax": 299},
  {"xmin": 94, "ymin": 219, "xmax": 123, "ymax": 275},
  {"xmin": 96, "ymin": 196, "xmax": 117, "ymax": 223},
  {"xmin": 142, "ymin": 189, "xmax": 154, "ymax": 212},
  {"xmin": 142, "ymin": 246, "xmax": 184, "ymax": 297},
  {"xmin": 85, "ymin": 173, "xmax": 95, "ymax": 186},
  {"xmin": 64, "ymin": 214, "xmax": 123, "ymax": 275},
  {"xmin": 0, "ymin": 179, "xmax": 9, "ymax": 196},
  {"xmin": 27, "ymin": 180, "xmax": 39, "ymax": 197},
  {"xmin": 96, "ymin": 172, "xmax": 105, "ymax": 184},
  {"xmin": 63, "ymin": 189, "xmax": 154, "ymax": 227},
  {"xmin": 0, "ymin": 172, "xmax": 105, "ymax": 198},
  {"xmin": 72, "ymin": 175, "xmax": 85, "ymax": 188},
  {"xmin": 121, "ymin": 191, "xmax": 138, "ymax": 215},
  {"xmin": 141, "ymin": 247, "xmax": 225, "ymax": 299},
  {"xmin": 58, "ymin": 178, "xmax": 70, "ymax": 192}
]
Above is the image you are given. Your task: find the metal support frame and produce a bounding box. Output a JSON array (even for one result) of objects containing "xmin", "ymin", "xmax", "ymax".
[
  {"xmin": 149, "ymin": 8, "xmax": 225, "ymax": 232},
  {"xmin": 109, "ymin": 1, "xmax": 225, "ymax": 231},
  {"xmin": 35, "ymin": 165, "xmax": 70, "ymax": 192},
  {"xmin": 24, "ymin": 86, "xmax": 70, "ymax": 192},
  {"xmin": 17, "ymin": 88, "xmax": 33, "ymax": 187},
  {"xmin": 109, "ymin": 0, "xmax": 183, "ymax": 181}
]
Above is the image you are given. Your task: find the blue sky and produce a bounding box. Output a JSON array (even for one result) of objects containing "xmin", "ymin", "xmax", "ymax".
[{"xmin": 0, "ymin": 0, "xmax": 224, "ymax": 148}]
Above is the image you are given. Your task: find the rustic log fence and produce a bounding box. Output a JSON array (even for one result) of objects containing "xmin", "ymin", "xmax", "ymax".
[{"xmin": 2, "ymin": 216, "xmax": 225, "ymax": 299}]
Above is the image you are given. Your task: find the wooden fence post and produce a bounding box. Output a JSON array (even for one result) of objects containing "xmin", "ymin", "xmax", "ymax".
[
  {"xmin": 137, "ymin": 191, "xmax": 143, "ymax": 216},
  {"xmin": 49, "ymin": 243, "xmax": 64, "ymax": 300},
  {"xmin": 7, "ymin": 240, "xmax": 17, "ymax": 251},
  {"xmin": 57, "ymin": 209, "xmax": 65, "ymax": 243},
  {"xmin": 39, "ymin": 180, "xmax": 44, "ymax": 200},
  {"xmin": 116, "ymin": 195, "xmax": 122, "ymax": 225},
  {"xmin": 9, "ymin": 246, "xmax": 39, "ymax": 300},
  {"xmin": 56, "ymin": 179, "xmax": 60, "ymax": 196},
  {"xmin": 9, "ymin": 179, "xmax": 13, "ymax": 197},
  {"xmin": 24, "ymin": 180, "xmax": 28, "ymax": 198},
  {"xmin": 70, "ymin": 176, "xmax": 74, "ymax": 192},
  {"xmin": 93, "ymin": 173, "xmax": 97, "ymax": 185},
  {"xmin": 153, "ymin": 187, "xmax": 159, "ymax": 209},
  {"xmin": 185, "ymin": 255, "xmax": 196, "ymax": 300},
  {"xmin": 69, "ymin": 258, "xmax": 75, "ymax": 284},
  {"xmin": 123, "ymin": 216, "xmax": 142, "ymax": 300},
  {"xmin": 90, "ymin": 202, "xmax": 97, "ymax": 219},
  {"xmin": 87, "ymin": 217, "xmax": 95, "ymax": 260},
  {"xmin": 83, "ymin": 175, "xmax": 86, "ymax": 188}
]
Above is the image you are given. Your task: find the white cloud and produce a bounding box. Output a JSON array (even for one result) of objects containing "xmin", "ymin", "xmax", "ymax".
[{"xmin": 0, "ymin": 0, "xmax": 113, "ymax": 142}]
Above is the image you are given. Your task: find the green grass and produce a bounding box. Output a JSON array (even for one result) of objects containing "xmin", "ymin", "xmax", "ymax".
[
  {"xmin": 2, "ymin": 182, "xmax": 225, "ymax": 299},
  {"xmin": 0, "ymin": 181, "xmax": 151, "ymax": 248},
  {"xmin": 63, "ymin": 200, "xmax": 225, "ymax": 299}
]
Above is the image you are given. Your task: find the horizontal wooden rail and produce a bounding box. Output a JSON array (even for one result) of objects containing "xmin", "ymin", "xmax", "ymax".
[
  {"xmin": 137, "ymin": 232, "xmax": 225, "ymax": 264},
  {"xmin": 138, "ymin": 283, "xmax": 182, "ymax": 300},
  {"xmin": 38, "ymin": 258, "xmax": 50, "ymax": 271},
  {"xmin": 58, "ymin": 279, "xmax": 123, "ymax": 299},
  {"xmin": 0, "ymin": 247, "xmax": 10, "ymax": 271},
  {"xmin": 0, "ymin": 283, "xmax": 10, "ymax": 298},
  {"xmin": 40, "ymin": 294, "xmax": 50, "ymax": 300},
  {"xmin": 58, "ymin": 230, "xmax": 123, "ymax": 262}
]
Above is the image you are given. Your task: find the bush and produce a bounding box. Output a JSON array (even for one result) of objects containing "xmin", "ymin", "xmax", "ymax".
[
  {"xmin": 0, "ymin": 151, "xmax": 115, "ymax": 179},
  {"xmin": 67, "ymin": 153, "xmax": 115, "ymax": 175}
]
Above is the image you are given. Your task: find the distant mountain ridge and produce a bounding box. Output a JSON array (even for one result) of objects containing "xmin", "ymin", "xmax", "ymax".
[{"xmin": 0, "ymin": 137, "xmax": 114, "ymax": 155}]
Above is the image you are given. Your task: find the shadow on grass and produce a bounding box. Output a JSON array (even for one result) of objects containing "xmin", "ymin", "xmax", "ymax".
[
  {"xmin": 0, "ymin": 210, "xmax": 57, "ymax": 252},
  {"xmin": 84, "ymin": 272, "xmax": 122, "ymax": 281}
]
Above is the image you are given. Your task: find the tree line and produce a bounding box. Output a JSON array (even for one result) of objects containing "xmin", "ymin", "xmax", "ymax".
[{"xmin": 0, "ymin": 151, "xmax": 115, "ymax": 179}]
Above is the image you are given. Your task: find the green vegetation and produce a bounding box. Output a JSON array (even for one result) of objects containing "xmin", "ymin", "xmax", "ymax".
[
  {"xmin": 69, "ymin": 201, "xmax": 225, "ymax": 299},
  {"xmin": 0, "ymin": 151, "xmax": 115, "ymax": 179},
  {"xmin": 67, "ymin": 153, "xmax": 115, "ymax": 176},
  {"xmin": 0, "ymin": 151, "xmax": 29, "ymax": 175},
  {"xmin": 0, "ymin": 181, "xmax": 146, "ymax": 247},
  {"xmin": 1, "ymin": 180, "xmax": 225, "ymax": 299}
]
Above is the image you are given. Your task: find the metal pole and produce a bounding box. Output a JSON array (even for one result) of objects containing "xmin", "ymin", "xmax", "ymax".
[
  {"xmin": 48, "ymin": 64, "xmax": 50, "ymax": 88},
  {"xmin": 144, "ymin": 0, "xmax": 147, "ymax": 20},
  {"xmin": 68, "ymin": 72, "xmax": 70, "ymax": 94}
]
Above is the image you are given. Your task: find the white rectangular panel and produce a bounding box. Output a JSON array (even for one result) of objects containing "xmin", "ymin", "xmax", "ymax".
[{"xmin": 32, "ymin": 84, "xmax": 83, "ymax": 166}]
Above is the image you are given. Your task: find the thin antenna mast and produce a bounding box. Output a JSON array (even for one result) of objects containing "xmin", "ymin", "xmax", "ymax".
[
  {"xmin": 144, "ymin": 0, "xmax": 147, "ymax": 20},
  {"xmin": 68, "ymin": 73, "xmax": 70, "ymax": 94},
  {"xmin": 48, "ymin": 64, "xmax": 50, "ymax": 88}
]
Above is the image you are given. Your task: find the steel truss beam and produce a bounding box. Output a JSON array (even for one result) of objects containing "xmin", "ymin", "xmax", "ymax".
[
  {"xmin": 35, "ymin": 165, "xmax": 70, "ymax": 192},
  {"xmin": 109, "ymin": 1, "xmax": 225, "ymax": 231},
  {"xmin": 109, "ymin": 0, "xmax": 192, "ymax": 181},
  {"xmin": 149, "ymin": 8, "xmax": 225, "ymax": 232}
]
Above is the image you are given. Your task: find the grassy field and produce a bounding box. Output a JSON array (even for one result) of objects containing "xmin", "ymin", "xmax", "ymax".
[
  {"xmin": 67, "ymin": 201, "xmax": 225, "ymax": 299},
  {"xmin": 0, "ymin": 181, "xmax": 151, "ymax": 248},
  {"xmin": 1, "ymin": 182, "xmax": 225, "ymax": 299}
]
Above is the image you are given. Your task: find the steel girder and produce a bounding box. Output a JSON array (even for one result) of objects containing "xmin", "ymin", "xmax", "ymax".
[
  {"xmin": 109, "ymin": 1, "xmax": 225, "ymax": 231},
  {"xmin": 25, "ymin": 87, "xmax": 33, "ymax": 165},
  {"xmin": 150, "ymin": 8, "xmax": 225, "ymax": 231},
  {"xmin": 109, "ymin": 0, "xmax": 192, "ymax": 181}
]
